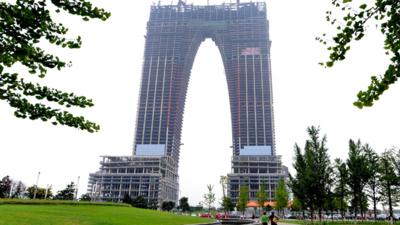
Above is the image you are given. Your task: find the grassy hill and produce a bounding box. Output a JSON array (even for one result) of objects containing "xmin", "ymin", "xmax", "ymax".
[{"xmin": 0, "ymin": 202, "xmax": 214, "ymax": 225}]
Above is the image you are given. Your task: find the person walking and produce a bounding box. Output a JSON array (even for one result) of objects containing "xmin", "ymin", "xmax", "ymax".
[
  {"xmin": 269, "ymin": 212, "xmax": 279, "ymax": 225},
  {"xmin": 260, "ymin": 211, "xmax": 268, "ymax": 225}
]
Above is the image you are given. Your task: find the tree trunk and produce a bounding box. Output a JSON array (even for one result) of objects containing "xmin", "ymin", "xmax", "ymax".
[
  {"xmin": 342, "ymin": 186, "xmax": 346, "ymax": 221},
  {"xmin": 354, "ymin": 206, "xmax": 357, "ymax": 222},
  {"xmin": 373, "ymin": 189, "xmax": 377, "ymax": 222},
  {"xmin": 360, "ymin": 197, "xmax": 364, "ymax": 221},
  {"xmin": 387, "ymin": 181, "xmax": 394, "ymax": 225},
  {"xmin": 359, "ymin": 191, "xmax": 363, "ymax": 221},
  {"xmin": 354, "ymin": 191, "xmax": 358, "ymax": 223},
  {"xmin": 318, "ymin": 208, "xmax": 322, "ymax": 223},
  {"xmin": 340, "ymin": 197, "xmax": 343, "ymax": 220},
  {"xmin": 341, "ymin": 208, "xmax": 344, "ymax": 221},
  {"xmin": 311, "ymin": 209, "xmax": 314, "ymax": 223}
]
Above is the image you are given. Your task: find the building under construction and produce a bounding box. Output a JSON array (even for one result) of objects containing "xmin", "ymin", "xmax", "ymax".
[
  {"xmin": 88, "ymin": 0, "xmax": 287, "ymax": 206},
  {"xmin": 88, "ymin": 156, "xmax": 178, "ymax": 203}
]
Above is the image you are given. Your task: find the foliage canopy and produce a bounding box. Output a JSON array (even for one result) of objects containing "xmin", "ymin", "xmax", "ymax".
[
  {"xmin": 54, "ymin": 182, "xmax": 75, "ymax": 200},
  {"xmin": 275, "ymin": 179, "xmax": 288, "ymax": 215},
  {"xmin": 289, "ymin": 126, "xmax": 332, "ymax": 220},
  {"xmin": 237, "ymin": 185, "xmax": 249, "ymax": 214},
  {"xmin": 179, "ymin": 197, "xmax": 190, "ymax": 212},
  {"xmin": 203, "ymin": 184, "xmax": 216, "ymax": 212},
  {"xmin": 0, "ymin": 0, "xmax": 110, "ymax": 132},
  {"xmin": 320, "ymin": 0, "xmax": 400, "ymax": 108}
]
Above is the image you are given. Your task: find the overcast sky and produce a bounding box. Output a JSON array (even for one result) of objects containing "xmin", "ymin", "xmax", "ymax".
[{"xmin": 1, "ymin": 0, "xmax": 400, "ymax": 206}]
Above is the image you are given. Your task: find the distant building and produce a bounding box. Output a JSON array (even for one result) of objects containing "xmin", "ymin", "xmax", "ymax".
[{"xmin": 88, "ymin": 1, "xmax": 287, "ymax": 205}]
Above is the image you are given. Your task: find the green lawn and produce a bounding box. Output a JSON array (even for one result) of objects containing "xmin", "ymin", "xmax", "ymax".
[
  {"xmin": 281, "ymin": 219, "xmax": 399, "ymax": 225},
  {"xmin": 0, "ymin": 204, "xmax": 214, "ymax": 225}
]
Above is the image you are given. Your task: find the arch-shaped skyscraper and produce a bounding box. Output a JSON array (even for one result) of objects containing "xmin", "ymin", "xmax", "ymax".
[{"xmin": 88, "ymin": 1, "xmax": 287, "ymax": 205}]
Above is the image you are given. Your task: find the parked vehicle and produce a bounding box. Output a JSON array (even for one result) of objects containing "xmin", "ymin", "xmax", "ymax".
[
  {"xmin": 215, "ymin": 213, "xmax": 227, "ymax": 219},
  {"xmin": 386, "ymin": 214, "xmax": 400, "ymax": 221},
  {"xmin": 287, "ymin": 215, "xmax": 298, "ymax": 219},
  {"xmin": 376, "ymin": 214, "xmax": 387, "ymax": 220},
  {"xmin": 200, "ymin": 213, "xmax": 211, "ymax": 218}
]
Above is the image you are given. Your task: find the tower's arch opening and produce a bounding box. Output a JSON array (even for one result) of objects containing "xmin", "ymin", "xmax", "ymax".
[{"xmin": 180, "ymin": 38, "xmax": 232, "ymax": 205}]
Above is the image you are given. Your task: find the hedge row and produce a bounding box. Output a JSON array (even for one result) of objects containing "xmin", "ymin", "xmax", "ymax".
[{"xmin": 0, "ymin": 199, "xmax": 130, "ymax": 207}]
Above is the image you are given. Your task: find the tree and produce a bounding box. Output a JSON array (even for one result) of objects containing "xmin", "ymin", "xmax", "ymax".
[
  {"xmin": 275, "ymin": 179, "xmax": 288, "ymax": 217},
  {"xmin": 393, "ymin": 147, "xmax": 400, "ymax": 178},
  {"xmin": 237, "ymin": 185, "xmax": 249, "ymax": 216},
  {"xmin": 148, "ymin": 199, "xmax": 158, "ymax": 210},
  {"xmin": 303, "ymin": 140, "xmax": 318, "ymax": 221},
  {"xmin": 333, "ymin": 158, "xmax": 349, "ymax": 219},
  {"xmin": 319, "ymin": 0, "xmax": 400, "ymax": 108},
  {"xmin": 11, "ymin": 181, "xmax": 26, "ymax": 199},
  {"xmin": 79, "ymin": 193, "xmax": 91, "ymax": 201},
  {"xmin": 203, "ymin": 184, "xmax": 216, "ymax": 213},
  {"xmin": 220, "ymin": 176, "xmax": 228, "ymax": 198},
  {"xmin": 298, "ymin": 126, "xmax": 333, "ymax": 221},
  {"xmin": 360, "ymin": 192, "xmax": 369, "ymax": 217},
  {"xmin": 289, "ymin": 126, "xmax": 333, "ymax": 222},
  {"xmin": 305, "ymin": 126, "xmax": 333, "ymax": 219},
  {"xmin": 364, "ymin": 145, "xmax": 381, "ymax": 221},
  {"xmin": 122, "ymin": 194, "xmax": 132, "ymax": 204},
  {"xmin": 346, "ymin": 140, "xmax": 369, "ymax": 219},
  {"xmin": 305, "ymin": 126, "xmax": 333, "ymax": 221},
  {"xmin": 0, "ymin": 175, "xmax": 12, "ymax": 198},
  {"xmin": 27, "ymin": 186, "xmax": 52, "ymax": 199},
  {"xmin": 324, "ymin": 190, "xmax": 337, "ymax": 220},
  {"xmin": 289, "ymin": 144, "xmax": 307, "ymax": 218},
  {"xmin": 290, "ymin": 197, "xmax": 302, "ymax": 212},
  {"xmin": 256, "ymin": 183, "xmax": 267, "ymax": 212},
  {"xmin": 179, "ymin": 197, "xmax": 190, "ymax": 212},
  {"xmin": 131, "ymin": 196, "xmax": 147, "ymax": 209},
  {"xmin": 379, "ymin": 149, "xmax": 399, "ymax": 224},
  {"xmin": 222, "ymin": 196, "xmax": 235, "ymax": 213},
  {"xmin": 161, "ymin": 201, "xmax": 175, "ymax": 211},
  {"xmin": 54, "ymin": 182, "xmax": 75, "ymax": 200},
  {"xmin": 0, "ymin": 0, "xmax": 110, "ymax": 132}
]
